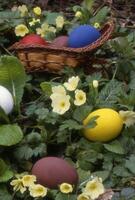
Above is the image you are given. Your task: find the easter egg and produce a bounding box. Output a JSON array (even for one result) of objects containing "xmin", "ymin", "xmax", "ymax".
[
  {"xmin": 68, "ymin": 25, "xmax": 101, "ymax": 48},
  {"xmin": 32, "ymin": 157, "xmax": 79, "ymax": 189},
  {"xmin": 0, "ymin": 85, "xmax": 14, "ymax": 114},
  {"xmin": 83, "ymin": 108, "xmax": 123, "ymax": 142},
  {"xmin": 19, "ymin": 34, "xmax": 48, "ymax": 46},
  {"xmin": 50, "ymin": 36, "xmax": 68, "ymax": 48}
]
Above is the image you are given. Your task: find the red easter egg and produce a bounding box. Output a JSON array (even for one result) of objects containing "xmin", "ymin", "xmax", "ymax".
[
  {"xmin": 50, "ymin": 36, "xmax": 68, "ymax": 48},
  {"xmin": 32, "ymin": 157, "xmax": 79, "ymax": 189},
  {"xmin": 19, "ymin": 34, "xmax": 48, "ymax": 46}
]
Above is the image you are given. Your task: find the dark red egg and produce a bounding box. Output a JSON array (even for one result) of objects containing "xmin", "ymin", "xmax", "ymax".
[
  {"xmin": 50, "ymin": 36, "xmax": 68, "ymax": 48},
  {"xmin": 19, "ymin": 34, "xmax": 48, "ymax": 46},
  {"xmin": 31, "ymin": 157, "xmax": 79, "ymax": 189}
]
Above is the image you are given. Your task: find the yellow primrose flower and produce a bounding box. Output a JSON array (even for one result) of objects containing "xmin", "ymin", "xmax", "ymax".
[
  {"xmin": 92, "ymin": 80, "xmax": 99, "ymax": 88},
  {"xmin": 74, "ymin": 89, "xmax": 86, "ymax": 106},
  {"xmin": 75, "ymin": 11, "xmax": 82, "ymax": 18},
  {"xmin": 83, "ymin": 177, "xmax": 105, "ymax": 199},
  {"xmin": 22, "ymin": 175, "xmax": 36, "ymax": 187},
  {"xmin": 59, "ymin": 183, "xmax": 73, "ymax": 194},
  {"xmin": 64, "ymin": 76, "xmax": 80, "ymax": 91},
  {"xmin": 18, "ymin": 5, "xmax": 28, "ymax": 17},
  {"xmin": 33, "ymin": 7, "xmax": 41, "ymax": 16},
  {"xmin": 51, "ymin": 94, "xmax": 70, "ymax": 115},
  {"xmin": 36, "ymin": 23, "xmax": 56, "ymax": 37},
  {"xmin": 77, "ymin": 193, "xmax": 91, "ymax": 200},
  {"xmin": 10, "ymin": 178, "xmax": 26, "ymax": 194},
  {"xmin": 15, "ymin": 24, "xmax": 29, "ymax": 37},
  {"xmin": 119, "ymin": 110, "xmax": 135, "ymax": 127},
  {"xmin": 56, "ymin": 16, "xmax": 65, "ymax": 29},
  {"xmin": 29, "ymin": 184, "xmax": 47, "ymax": 198},
  {"xmin": 29, "ymin": 18, "xmax": 40, "ymax": 26},
  {"xmin": 51, "ymin": 85, "xmax": 66, "ymax": 96},
  {"xmin": 94, "ymin": 22, "xmax": 100, "ymax": 29},
  {"xmin": 36, "ymin": 27, "xmax": 45, "ymax": 37}
]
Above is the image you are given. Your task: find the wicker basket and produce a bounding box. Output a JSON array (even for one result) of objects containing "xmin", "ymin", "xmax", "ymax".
[{"xmin": 9, "ymin": 20, "xmax": 114, "ymax": 73}]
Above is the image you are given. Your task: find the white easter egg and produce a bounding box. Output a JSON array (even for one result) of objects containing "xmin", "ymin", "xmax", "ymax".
[{"xmin": 0, "ymin": 85, "xmax": 14, "ymax": 114}]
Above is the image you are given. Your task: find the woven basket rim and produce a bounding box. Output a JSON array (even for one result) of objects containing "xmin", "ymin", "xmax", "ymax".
[{"xmin": 9, "ymin": 19, "xmax": 114, "ymax": 54}]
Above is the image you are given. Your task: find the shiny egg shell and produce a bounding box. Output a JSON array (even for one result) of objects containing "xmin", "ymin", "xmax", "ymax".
[
  {"xmin": 68, "ymin": 25, "xmax": 101, "ymax": 48},
  {"xmin": 0, "ymin": 85, "xmax": 14, "ymax": 114},
  {"xmin": 32, "ymin": 157, "xmax": 79, "ymax": 189},
  {"xmin": 19, "ymin": 34, "xmax": 48, "ymax": 46}
]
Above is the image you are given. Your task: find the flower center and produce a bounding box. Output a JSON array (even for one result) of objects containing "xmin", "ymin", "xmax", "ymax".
[
  {"xmin": 36, "ymin": 188, "xmax": 44, "ymax": 193},
  {"xmin": 78, "ymin": 95, "xmax": 83, "ymax": 100},
  {"xmin": 24, "ymin": 176, "xmax": 30, "ymax": 182},
  {"xmin": 60, "ymin": 102, "xmax": 65, "ymax": 108},
  {"xmin": 89, "ymin": 183, "xmax": 97, "ymax": 190},
  {"xmin": 64, "ymin": 185, "xmax": 70, "ymax": 190}
]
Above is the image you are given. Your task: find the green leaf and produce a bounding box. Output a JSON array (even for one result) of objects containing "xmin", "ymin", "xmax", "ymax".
[
  {"xmin": 129, "ymin": 72, "xmax": 135, "ymax": 90},
  {"xmin": 84, "ymin": 116, "xmax": 98, "ymax": 129},
  {"xmin": 45, "ymin": 12, "xmax": 62, "ymax": 25},
  {"xmin": 77, "ymin": 168, "xmax": 91, "ymax": 183},
  {"xmin": 0, "ymin": 56, "xmax": 26, "ymax": 109},
  {"xmin": 40, "ymin": 81, "xmax": 52, "ymax": 96},
  {"xmin": 90, "ymin": 6, "xmax": 110, "ymax": 24},
  {"xmin": 77, "ymin": 149, "xmax": 102, "ymax": 170},
  {"xmin": 93, "ymin": 170, "xmax": 110, "ymax": 181},
  {"xmin": 0, "ymin": 159, "xmax": 13, "ymax": 183},
  {"xmin": 73, "ymin": 105, "xmax": 92, "ymax": 122},
  {"xmin": 32, "ymin": 143, "xmax": 47, "ymax": 157},
  {"xmin": 0, "ymin": 107, "xmax": 9, "ymax": 123},
  {"xmin": 86, "ymin": 72, "xmax": 102, "ymax": 84},
  {"xmin": 14, "ymin": 142, "xmax": 47, "ymax": 160},
  {"xmin": 78, "ymin": 138, "xmax": 103, "ymax": 152},
  {"xmin": 104, "ymin": 140, "xmax": 125, "ymax": 154},
  {"xmin": 113, "ymin": 166, "xmax": 131, "ymax": 177},
  {"xmin": 118, "ymin": 90, "xmax": 135, "ymax": 110},
  {"xmin": 56, "ymin": 193, "xmax": 76, "ymax": 200},
  {"xmin": 0, "ymin": 124, "xmax": 23, "ymax": 146},
  {"xmin": 0, "ymin": 10, "xmax": 23, "ymax": 31},
  {"xmin": 82, "ymin": 0, "xmax": 94, "ymax": 12},
  {"xmin": 99, "ymin": 80, "xmax": 123, "ymax": 105},
  {"xmin": 57, "ymin": 130, "xmax": 69, "ymax": 143},
  {"xmin": 0, "ymin": 159, "xmax": 7, "ymax": 176},
  {"xmin": 0, "ymin": 186, "xmax": 12, "ymax": 200},
  {"xmin": 125, "ymin": 155, "xmax": 135, "ymax": 174},
  {"xmin": 14, "ymin": 145, "xmax": 33, "ymax": 160},
  {"xmin": 59, "ymin": 120, "xmax": 83, "ymax": 131},
  {"xmin": 111, "ymin": 37, "xmax": 134, "ymax": 58},
  {"xmin": 0, "ymin": 169, "xmax": 13, "ymax": 183},
  {"xmin": 35, "ymin": 108, "xmax": 49, "ymax": 121}
]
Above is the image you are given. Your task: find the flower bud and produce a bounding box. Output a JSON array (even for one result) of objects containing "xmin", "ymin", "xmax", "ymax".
[
  {"xmin": 92, "ymin": 80, "xmax": 99, "ymax": 88},
  {"xmin": 75, "ymin": 11, "xmax": 82, "ymax": 18},
  {"xmin": 94, "ymin": 22, "xmax": 100, "ymax": 29}
]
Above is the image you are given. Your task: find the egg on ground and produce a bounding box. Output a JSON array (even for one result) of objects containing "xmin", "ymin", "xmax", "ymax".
[
  {"xmin": 68, "ymin": 25, "xmax": 101, "ymax": 48},
  {"xmin": 32, "ymin": 157, "xmax": 79, "ymax": 189},
  {"xmin": 0, "ymin": 85, "xmax": 14, "ymax": 114}
]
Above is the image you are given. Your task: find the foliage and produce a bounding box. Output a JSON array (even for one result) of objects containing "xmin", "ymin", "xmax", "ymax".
[
  {"xmin": 0, "ymin": 0, "xmax": 135, "ymax": 200},
  {"xmin": 0, "ymin": 56, "xmax": 26, "ymax": 110}
]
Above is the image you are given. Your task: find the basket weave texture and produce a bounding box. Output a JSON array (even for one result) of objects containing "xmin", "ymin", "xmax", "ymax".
[{"xmin": 9, "ymin": 20, "xmax": 114, "ymax": 73}]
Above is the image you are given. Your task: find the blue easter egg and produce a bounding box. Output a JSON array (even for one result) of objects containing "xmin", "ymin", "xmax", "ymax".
[{"xmin": 68, "ymin": 25, "xmax": 101, "ymax": 48}]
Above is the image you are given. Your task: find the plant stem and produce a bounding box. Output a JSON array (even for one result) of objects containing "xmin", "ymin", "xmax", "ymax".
[
  {"xmin": 112, "ymin": 65, "xmax": 118, "ymax": 80},
  {"xmin": 0, "ymin": 45, "xmax": 13, "ymax": 56},
  {"xmin": 11, "ymin": 191, "xmax": 16, "ymax": 200}
]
